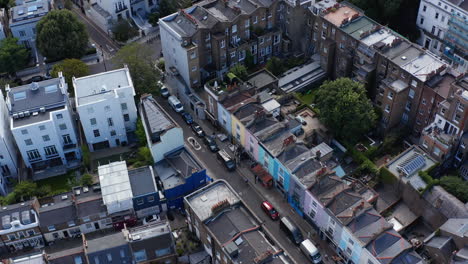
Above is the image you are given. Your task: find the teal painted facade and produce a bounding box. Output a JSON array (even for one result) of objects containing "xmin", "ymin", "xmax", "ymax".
[{"xmin": 338, "ymin": 229, "xmax": 362, "ymax": 264}]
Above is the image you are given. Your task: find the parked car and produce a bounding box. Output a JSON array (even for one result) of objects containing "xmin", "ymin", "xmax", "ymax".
[
  {"xmin": 295, "ymin": 115, "xmax": 307, "ymax": 126},
  {"xmin": 182, "ymin": 112, "xmax": 193, "ymax": 125},
  {"xmin": 168, "ymin": 96, "xmax": 184, "ymax": 113},
  {"xmin": 279, "ymin": 216, "xmax": 303, "ymax": 245},
  {"xmin": 261, "ymin": 200, "xmax": 279, "ymax": 220},
  {"xmin": 191, "ymin": 122, "xmax": 205, "ymax": 137},
  {"xmin": 143, "ymin": 214, "xmax": 161, "ymax": 225},
  {"xmin": 160, "ymin": 86, "xmax": 170, "ymax": 98},
  {"xmin": 300, "ymin": 239, "xmax": 322, "ymax": 263},
  {"xmin": 203, "ymin": 136, "xmax": 219, "ymax": 152},
  {"xmin": 217, "ymin": 150, "xmax": 236, "ymax": 171},
  {"xmin": 23, "ymin": 75, "xmax": 45, "ymax": 84}
]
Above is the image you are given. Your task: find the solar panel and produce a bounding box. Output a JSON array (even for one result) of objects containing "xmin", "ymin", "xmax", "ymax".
[
  {"xmin": 398, "ymin": 153, "xmax": 426, "ymax": 176},
  {"xmin": 45, "ymin": 84, "xmax": 58, "ymax": 94}
]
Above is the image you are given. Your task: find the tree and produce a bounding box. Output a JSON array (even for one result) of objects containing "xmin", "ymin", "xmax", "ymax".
[
  {"xmin": 81, "ymin": 173, "xmax": 94, "ymax": 186},
  {"xmin": 13, "ymin": 181, "xmax": 38, "ymax": 201},
  {"xmin": 148, "ymin": 0, "xmax": 177, "ymax": 26},
  {"xmin": 244, "ymin": 50, "xmax": 255, "ymax": 71},
  {"xmin": 266, "ymin": 57, "xmax": 285, "ymax": 77},
  {"xmin": 36, "ymin": 10, "xmax": 89, "ymax": 61},
  {"xmin": 0, "ymin": 0, "xmax": 15, "ymax": 20},
  {"xmin": 64, "ymin": 0, "xmax": 73, "ymax": 10},
  {"xmin": 315, "ymin": 78, "xmax": 377, "ymax": 143},
  {"xmin": 50, "ymin": 59, "xmax": 89, "ymax": 96},
  {"xmin": 229, "ymin": 64, "xmax": 248, "ymax": 81},
  {"xmin": 135, "ymin": 118, "xmax": 147, "ymax": 146},
  {"xmin": 112, "ymin": 43, "xmax": 161, "ymax": 96},
  {"xmin": 112, "ymin": 20, "xmax": 139, "ymax": 42},
  {"xmin": 81, "ymin": 144, "xmax": 91, "ymax": 170},
  {"xmin": 439, "ymin": 176, "xmax": 468, "ymax": 203},
  {"xmin": 0, "ymin": 37, "xmax": 29, "ymax": 74}
]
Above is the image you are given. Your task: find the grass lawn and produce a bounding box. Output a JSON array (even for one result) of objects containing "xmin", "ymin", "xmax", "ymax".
[
  {"xmin": 296, "ymin": 90, "xmax": 318, "ymax": 105},
  {"xmin": 35, "ymin": 171, "xmax": 76, "ymax": 194}
]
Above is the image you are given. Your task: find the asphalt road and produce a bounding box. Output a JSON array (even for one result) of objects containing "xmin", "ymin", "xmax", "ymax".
[{"xmin": 154, "ymin": 97, "xmax": 320, "ymax": 264}]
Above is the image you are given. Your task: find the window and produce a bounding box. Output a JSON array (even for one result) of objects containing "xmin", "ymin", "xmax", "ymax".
[
  {"xmin": 68, "ymin": 221, "xmax": 76, "ymax": 227},
  {"xmin": 137, "ymin": 198, "xmax": 144, "ymax": 205},
  {"xmin": 259, "ymin": 37, "xmax": 264, "ymax": 44},
  {"xmin": 253, "ymin": 16, "xmax": 258, "ymax": 24},
  {"xmin": 74, "ymin": 256, "xmax": 83, "ymax": 264},
  {"xmin": 48, "ymin": 225, "xmax": 56, "ymax": 231},
  {"xmin": 422, "ymin": 140, "xmax": 428, "ymax": 149},
  {"xmin": 220, "ymin": 40, "xmax": 225, "ymax": 48},
  {"xmin": 104, "ymin": 105, "xmax": 111, "ymax": 112},
  {"xmin": 44, "ymin": 145, "xmax": 58, "ymax": 156},
  {"xmin": 435, "ymin": 12, "xmax": 439, "ymax": 19},
  {"xmin": 94, "ymin": 257, "xmax": 99, "ymax": 264},
  {"xmin": 232, "ymin": 24, "xmax": 237, "ymax": 33},
  {"xmin": 420, "ymin": 17, "xmax": 424, "ymax": 24},
  {"xmin": 27, "ymin": 230, "xmax": 35, "ymax": 236},
  {"xmin": 110, "ymin": 130, "xmax": 116, "ymax": 136},
  {"xmin": 27, "ymin": 149, "xmax": 40, "ymax": 161},
  {"xmin": 190, "ymin": 51, "xmax": 196, "ymax": 59},
  {"xmin": 21, "ymin": 129, "xmax": 28, "ymax": 135},
  {"xmin": 422, "ymin": 98, "xmax": 426, "ymax": 105},
  {"xmin": 385, "ymin": 105, "xmax": 390, "ymax": 113},
  {"xmin": 231, "ymin": 51, "xmax": 236, "ymax": 58},
  {"xmin": 87, "ymin": 107, "xmax": 94, "ymax": 114},
  {"xmin": 454, "ymin": 113, "xmax": 461, "ymax": 123},
  {"xmin": 56, "ymin": 114, "xmax": 63, "ymax": 119},
  {"xmin": 148, "ymin": 196, "xmax": 155, "ymax": 202},
  {"xmin": 93, "ymin": 129, "xmax": 100, "ymax": 137},
  {"xmin": 25, "ymin": 139, "xmax": 33, "ymax": 146},
  {"xmin": 264, "ymin": 156, "xmax": 269, "ymax": 168},
  {"xmin": 82, "ymin": 216, "xmax": 90, "ymax": 222},
  {"xmin": 19, "ymin": 30, "xmax": 26, "ymax": 37},
  {"xmin": 457, "ymin": 102, "xmax": 465, "ymax": 112},
  {"xmin": 121, "ymin": 103, "xmax": 127, "ymax": 111},
  {"xmin": 42, "ymin": 135, "xmax": 50, "ymax": 142},
  {"xmin": 63, "ymin": 134, "xmax": 72, "ymax": 144},
  {"xmin": 405, "ymin": 101, "xmax": 412, "ymax": 111},
  {"xmin": 409, "ymin": 89, "xmax": 415, "ymax": 98},
  {"xmin": 321, "ymin": 31, "xmax": 326, "ymax": 39},
  {"xmin": 388, "ymin": 91, "xmax": 394, "ymax": 100},
  {"xmin": 59, "ymin": 124, "xmax": 67, "ymax": 130},
  {"xmin": 134, "ymin": 250, "xmax": 147, "ymax": 262},
  {"xmin": 423, "ymin": 5, "xmax": 426, "ymax": 12},
  {"xmin": 245, "ymin": 19, "xmax": 250, "ymax": 28},
  {"xmin": 120, "ymin": 250, "xmax": 126, "ymax": 258},
  {"xmin": 107, "ymin": 118, "xmax": 114, "ymax": 127},
  {"xmin": 433, "ymin": 147, "xmax": 441, "ymax": 156},
  {"xmin": 441, "ymin": 15, "xmax": 445, "ymax": 22},
  {"xmin": 107, "ymin": 254, "xmax": 112, "ymax": 262},
  {"xmin": 411, "ymin": 80, "xmax": 417, "ymax": 87},
  {"xmin": 431, "ymin": 26, "xmax": 436, "ymax": 34},
  {"xmin": 274, "ymin": 34, "xmax": 280, "ymax": 44},
  {"xmin": 155, "ymin": 248, "xmax": 171, "ymax": 257},
  {"xmin": 192, "ymin": 66, "xmax": 197, "ymax": 72},
  {"xmin": 90, "ymin": 118, "xmax": 97, "ymax": 126},
  {"xmin": 39, "ymin": 125, "xmax": 46, "ymax": 131},
  {"xmin": 7, "ymin": 234, "xmax": 16, "ymax": 240}
]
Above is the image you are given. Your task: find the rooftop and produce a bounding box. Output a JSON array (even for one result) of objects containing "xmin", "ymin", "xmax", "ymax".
[
  {"xmin": 341, "ymin": 16, "xmax": 376, "ymax": 40},
  {"xmin": 0, "ymin": 200, "xmax": 37, "ymax": 232},
  {"xmin": 365, "ymin": 229, "xmax": 413, "ymax": 264},
  {"xmin": 155, "ymin": 148, "xmax": 203, "ymax": 190},
  {"xmin": 85, "ymin": 231, "xmax": 128, "ymax": 254},
  {"xmin": 98, "ymin": 161, "xmax": 134, "ymax": 214},
  {"xmin": 128, "ymin": 166, "xmax": 158, "ymax": 197},
  {"xmin": 38, "ymin": 192, "xmax": 76, "ymax": 227},
  {"xmin": 255, "ymin": 122, "xmax": 295, "ymax": 157},
  {"xmin": 246, "ymin": 69, "xmax": 278, "ymax": 90},
  {"xmin": 73, "ymin": 185, "xmax": 106, "ymax": 219},
  {"xmin": 126, "ymin": 221, "xmax": 171, "ymax": 242},
  {"xmin": 323, "ymin": 5, "xmax": 360, "ymax": 27},
  {"xmin": 278, "ymin": 56, "xmax": 325, "ymax": 93},
  {"xmin": 140, "ymin": 95, "xmax": 177, "ymax": 144},
  {"xmin": 11, "ymin": 0, "xmax": 49, "ymax": 23},
  {"xmin": 440, "ymin": 218, "xmax": 468, "ymax": 236},
  {"xmin": 387, "ymin": 145, "xmax": 436, "ymax": 180},
  {"xmin": 347, "ymin": 208, "xmax": 392, "ymax": 245}
]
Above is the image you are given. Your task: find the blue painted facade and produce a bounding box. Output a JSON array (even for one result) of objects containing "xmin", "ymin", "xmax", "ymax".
[
  {"xmin": 164, "ymin": 169, "xmax": 207, "ymax": 209},
  {"xmin": 133, "ymin": 193, "xmax": 164, "ymax": 213},
  {"xmin": 217, "ymin": 102, "xmax": 232, "ymax": 134},
  {"xmin": 338, "ymin": 229, "xmax": 363, "ymax": 264}
]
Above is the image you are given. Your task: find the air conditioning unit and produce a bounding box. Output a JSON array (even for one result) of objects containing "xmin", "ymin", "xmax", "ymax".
[{"xmin": 40, "ymin": 107, "xmax": 46, "ymax": 113}]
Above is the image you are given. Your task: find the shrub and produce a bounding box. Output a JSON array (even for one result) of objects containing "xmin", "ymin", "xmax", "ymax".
[
  {"xmin": 81, "ymin": 173, "xmax": 94, "ymax": 186},
  {"xmin": 439, "ymin": 175, "xmax": 468, "ymax": 203},
  {"xmin": 82, "ymin": 144, "xmax": 91, "ymax": 170},
  {"xmin": 379, "ymin": 167, "xmax": 397, "ymax": 184}
]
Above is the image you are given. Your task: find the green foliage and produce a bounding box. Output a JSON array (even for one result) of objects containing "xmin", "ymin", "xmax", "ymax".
[
  {"xmin": 36, "ymin": 10, "xmax": 89, "ymax": 61},
  {"xmin": 64, "ymin": 0, "xmax": 72, "ymax": 9},
  {"xmin": 135, "ymin": 118, "xmax": 147, "ymax": 146},
  {"xmin": 245, "ymin": 50, "xmax": 255, "ymax": 71},
  {"xmin": 379, "ymin": 167, "xmax": 397, "ymax": 184},
  {"xmin": 418, "ymin": 170, "xmax": 439, "ymax": 194},
  {"xmin": 82, "ymin": 144, "xmax": 91, "ymax": 170},
  {"xmin": 439, "ymin": 176, "xmax": 468, "ymax": 203},
  {"xmin": 315, "ymin": 78, "xmax": 377, "ymax": 143},
  {"xmin": 266, "ymin": 57, "xmax": 285, "ymax": 76},
  {"xmin": 229, "ymin": 64, "xmax": 248, "ymax": 81},
  {"xmin": 112, "ymin": 43, "xmax": 160, "ymax": 96},
  {"xmin": 132, "ymin": 147, "xmax": 153, "ymax": 167},
  {"xmin": 0, "ymin": 78, "xmax": 18, "ymax": 94},
  {"xmin": 157, "ymin": 58, "xmax": 165, "ymax": 71},
  {"xmin": 112, "ymin": 20, "xmax": 139, "ymax": 42},
  {"xmin": 251, "ymin": 26, "xmax": 265, "ymax": 36},
  {"xmin": 81, "ymin": 174, "xmax": 94, "ymax": 186},
  {"xmin": 346, "ymin": 143, "xmax": 378, "ymax": 177},
  {"xmin": 148, "ymin": 12, "xmax": 161, "ymax": 27},
  {"xmin": 13, "ymin": 181, "xmax": 37, "ymax": 201},
  {"xmin": 0, "ymin": 37, "xmax": 30, "ymax": 74},
  {"xmin": 51, "ymin": 59, "xmax": 89, "ymax": 96}
]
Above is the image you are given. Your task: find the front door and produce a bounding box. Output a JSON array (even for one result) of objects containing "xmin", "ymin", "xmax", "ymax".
[{"xmin": 94, "ymin": 222, "xmax": 100, "ymax": 230}]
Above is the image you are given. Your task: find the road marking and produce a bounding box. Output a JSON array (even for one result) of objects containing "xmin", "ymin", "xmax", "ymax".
[
  {"xmin": 187, "ymin": 137, "xmax": 201, "ymax": 151},
  {"xmin": 73, "ymin": 9, "xmax": 119, "ymax": 51}
]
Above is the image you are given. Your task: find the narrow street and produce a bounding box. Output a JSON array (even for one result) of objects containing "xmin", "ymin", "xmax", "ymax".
[{"xmin": 154, "ymin": 96, "xmax": 338, "ymax": 264}]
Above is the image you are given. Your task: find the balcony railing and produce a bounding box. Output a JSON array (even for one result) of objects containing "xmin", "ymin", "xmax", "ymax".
[
  {"xmin": 449, "ymin": 16, "xmax": 468, "ymax": 31},
  {"xmin": 63, "ymin": 143, "xmax": 77, "ymax": 150}
]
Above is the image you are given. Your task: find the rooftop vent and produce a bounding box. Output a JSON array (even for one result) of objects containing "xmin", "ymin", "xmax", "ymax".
[
  {"xmin": 40, "ymin": 107, "xmax": 46, "ymax": 113},
  {"xmin": 75, "ymin": 189, "xmax": 81, "ymax": 196},
  {"xmin": 401, "ymin": 56, "xmax": 407, "ymax": 60},
  {"xmin": 30, "ymin": 82, "xmax": 39, "ymax": 91},
  {"xmin": 61, "ymin": 195, "xmax": 68, "ymax": 200},
  {"xmin": 132, "ymin": 235, "xmax": 141, "ymax": 241},
  {"xmin": 224, "ymin": 241, "xmax": 239, "ymax": 258},
  {"xmin": 83, "ymin": 186, "xmax": 89, "ymax": 193}
]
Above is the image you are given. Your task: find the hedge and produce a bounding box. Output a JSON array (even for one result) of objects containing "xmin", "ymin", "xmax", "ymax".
[{"xmin": 379, "ymin": 167, "xmax": 397, "ymax": 184}]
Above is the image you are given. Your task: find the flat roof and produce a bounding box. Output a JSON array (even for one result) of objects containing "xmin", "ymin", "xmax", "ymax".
[
  {"xmin": 74, "ymin": 67, "xmax": 132, "ymax": 105},
  {"xmin": 247, "ymin": 69, "xmax": 278, "ymax": 90},
  {"xmin": 341, "ymin": 16, "xmax": 376, "ymax": 39},
  {"xmin": 400, "ymin": 53, "xmax": 447, "ymax": 82},
  {"xmin": 278, "ymin": 59, "xmax": 325, "ymax": 93},
  {"xmin": 98, "ymin": 161, "xmax": 133, "ymax": 214},
  {"xmin": 361, "ymin": 28, "xmax": 398, "ymax": 47},
  {"xmin": 128, "ymin": 166, "xmax": 157, "ymax": 197},
  {"xmin": 155, "ymin": 148, "xmax": 203, "ymax": 190},
  {"xmin": 128, "ymin": 221, "xmax": 171, "ymax": 241},
  {"xmin": 11, "ymin": 0, "xmax": 49, "ymax": 23},
  {"xmin": 323, "ymin": 5, "xmax": 360, "ymax": 27},
  {"xmin": 141, "ymin": 95, "xmax": 177, "ymax": 144},
  {"xmin": 86, "ymin": 232, "xmax": 128, "ymax": 254}
]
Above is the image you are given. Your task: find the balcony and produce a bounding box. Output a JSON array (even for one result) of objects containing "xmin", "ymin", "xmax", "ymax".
[
  {"xmin": 449, "ymin": 16, "xmax": 468, "ymax": 31},
  {"xmin": 115, "ymin": 4, "xmax": 128, "ymax": 13},
  {"xmin": 63, "ymin": 143, "xmax": 77, "ymax": 150}
]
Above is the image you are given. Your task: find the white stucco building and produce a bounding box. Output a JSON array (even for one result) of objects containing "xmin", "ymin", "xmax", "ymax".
[
  {"xmin": 5, "ymin": 73, "xmax": 81, "ymax": 175},
  {"xmin": 73, "ymin": 66, "xmax": 138, "ymax": 152},
  {"xmin": 139, "ymin": 94, "xmax": 184, "ymax": 163},
  {"xmin": 416, "ymin": 0, "xmax": 467, "ymax": 72},
  {"xmin": 9, "ymin": 0, "xmax": 50, "ymax": 55},
  {"xmin": 0, "ymin": 8, "xmax": 7, "ymax": 41},
  {"xmin": 0, "ymin": 90, "xmax": 18, "ymax": 196}
]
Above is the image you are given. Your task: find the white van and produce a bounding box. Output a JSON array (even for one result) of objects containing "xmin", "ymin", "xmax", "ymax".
[
  {"xmin": 300, "ymin": 239, "xmax": 322, "ymax": 263},
  {"xmin": 168, "ymin": 96, "xmax": 184, "ymax": 113}
]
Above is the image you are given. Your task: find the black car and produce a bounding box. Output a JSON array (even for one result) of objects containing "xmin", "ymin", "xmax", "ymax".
[
  {"xmin": 203, "ymin": 136, "xmax": 219, "ymax": 152},
  {"xmin": 191, "ymin": 122, "xmax": 205, "ymax": 137},
  {"xmin": 182, "ymin": 112, "xmax": 193, "ymax": 125},
  {"xmin": 23, "ymin": 75, "xmax": 45, "ymax": 84}
]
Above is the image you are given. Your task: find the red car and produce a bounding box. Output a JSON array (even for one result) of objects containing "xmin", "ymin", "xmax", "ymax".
[{"xmin": 261, "ymin": 201, "xmax": 280, "ymax": 220}]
